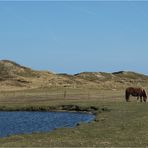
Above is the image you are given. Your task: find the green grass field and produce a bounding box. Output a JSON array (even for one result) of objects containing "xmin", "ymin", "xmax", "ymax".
[{"xmin": 0, "ymin": 87, "xmax": 148, "ymax": 147}]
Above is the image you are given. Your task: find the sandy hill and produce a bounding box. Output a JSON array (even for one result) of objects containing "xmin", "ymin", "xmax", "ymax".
[{"xmin": 0, "ymin": 60, "xmax": 148, "ymax": 91}]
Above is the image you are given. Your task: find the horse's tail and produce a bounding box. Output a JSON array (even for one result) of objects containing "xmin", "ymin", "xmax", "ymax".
[
  {"xmin": 125, "ymin": 89, "xmax": 129, "ymax": 102},
  {"xmin": 143, "ymin": 89, "xmax": 147, "ymax": 96},
  {"xmin": 142, "ymin": 89, "xmax": 147, "ymax": 102}
]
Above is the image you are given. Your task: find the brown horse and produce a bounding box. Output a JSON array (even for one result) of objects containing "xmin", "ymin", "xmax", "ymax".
[{"xmin": 125, "ymin": 87, "xmax": 147, "ymax": 102}]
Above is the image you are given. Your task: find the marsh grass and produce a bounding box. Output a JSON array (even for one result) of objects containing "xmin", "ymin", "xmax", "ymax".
[{"xmin": 0, "ymin": 88, "xmax": 148, "ymax": 147}]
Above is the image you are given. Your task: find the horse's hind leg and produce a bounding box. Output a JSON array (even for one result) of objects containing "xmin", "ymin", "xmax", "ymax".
[{"xmin": 140, "ymin": 96, "xmax": 142, "ymax": 102}]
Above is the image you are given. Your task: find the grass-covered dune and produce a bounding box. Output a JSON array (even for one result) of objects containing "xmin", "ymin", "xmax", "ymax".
[
  {"xmin": 0, "ymin": 59, "xmax": 148, "ymax": 91},
  {"xmin": 0, "ymin": 88, "xmax": 148, "ymax": 147}
]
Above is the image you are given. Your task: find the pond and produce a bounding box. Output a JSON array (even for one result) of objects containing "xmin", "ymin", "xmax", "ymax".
[{"xmin": 0, "ymin": 111, "xmax": 95, "ymax": 137}]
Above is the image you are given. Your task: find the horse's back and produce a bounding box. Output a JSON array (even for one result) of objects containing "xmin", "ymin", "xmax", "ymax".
[{"xmin": 126, "ymin": 87, "xmax": 142, "ymax": 92}]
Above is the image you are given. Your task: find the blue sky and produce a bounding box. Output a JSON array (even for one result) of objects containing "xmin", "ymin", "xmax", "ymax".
[{"xmin": 0, "ymin": 1, "xmax": 148, "ymax": 74}]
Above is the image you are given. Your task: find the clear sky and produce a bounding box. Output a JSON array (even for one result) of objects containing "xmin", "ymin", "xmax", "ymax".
[{"xmin": 0, "ymin": 1, "xmax": 148, "ymax": 74}]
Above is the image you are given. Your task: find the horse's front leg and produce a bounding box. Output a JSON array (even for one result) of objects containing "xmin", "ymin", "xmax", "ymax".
[{"xmin": 137, "ymin": 96, "xmax": 139, "ymax": 100}]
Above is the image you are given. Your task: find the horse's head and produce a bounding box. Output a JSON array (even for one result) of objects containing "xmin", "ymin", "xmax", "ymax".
[{"xmin": 143, "ymin": 96, "xmax": 147, "ymax": 102}]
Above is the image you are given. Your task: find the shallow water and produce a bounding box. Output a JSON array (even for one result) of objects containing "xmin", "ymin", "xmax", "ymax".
[{"xmin": 0, "ymin": 111, "xmax": 95, "ymax": 137}]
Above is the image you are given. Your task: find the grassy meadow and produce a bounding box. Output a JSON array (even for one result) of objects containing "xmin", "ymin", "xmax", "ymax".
[{"xmin": 0, "ymin": 87, "xmax": 148, "ymax": 147}]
